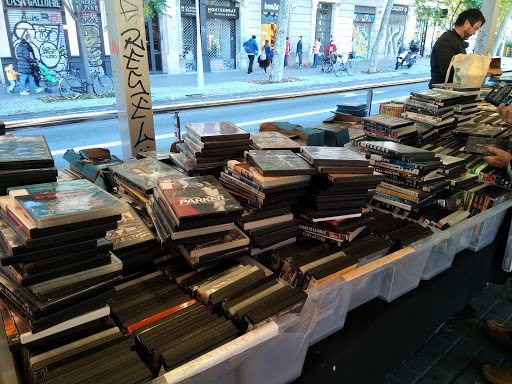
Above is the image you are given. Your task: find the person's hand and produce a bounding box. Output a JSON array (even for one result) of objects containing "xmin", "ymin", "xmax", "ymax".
[
  {"xmin": 483, "ymin": 146, "xmax": 512, "ymax": 168},
  {"xmin": 497, "ymin": 103, "xmax": 512, "ymax": 124}
]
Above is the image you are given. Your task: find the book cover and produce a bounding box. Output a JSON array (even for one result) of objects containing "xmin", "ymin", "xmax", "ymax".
[
  {"xmin": 464, "ymin": 137, "xmax": 512, "ymax": 156},
  {"xmin": 157, "ymin": 175, "xmax": 243, "ymax": 224},
  {"xmin": 410, "ymin": 89, "xmax": 461, "ymax": 103},
  {"xmin": 185, "ymin": 122, "xmax": 250, "ymax": 142},
  {"xmin": 0, "ymin": 135, "xmax": 54, "ymax": 170},
  {"xmin": 105, "ymin": 207, "xmax": 155, "ymax": 250},
  {"xmin": 8, "ymin": 179, "xmax": 128, "ymax": 229},
  {"xmin": 245, "ymin": 150, "xmax": 317, "ymax": 176},
  {"xmin": 227, "ymin": 160, "xmax": 311, "ymax": 188},
  {"xmin": 110, "ymin": 158, "xmax": 185, "ymax": 195},
  {"xmin": 250, "ymin": 132, "xmax": 301, "ymax": 151},
  {"xmin": 300, "ymin": 146, "xmax": 369, "ymax": 167}
]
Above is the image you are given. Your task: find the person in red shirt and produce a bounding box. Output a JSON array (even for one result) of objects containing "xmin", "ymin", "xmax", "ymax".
[
  {"xmin": 326, "ymin": 40, "xmax": 337, "ymax": 57},
  {"xmin": 284, "ymin": 37, "xmax": 290, "ymax": 69}
]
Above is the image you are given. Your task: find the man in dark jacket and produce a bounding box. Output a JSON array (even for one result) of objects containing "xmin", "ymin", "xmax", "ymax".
[
  {"xmin": 429, "ymin": 8, "xmax": 485, "ymax": 87},
  {"xmin": 297, "ymin": 36, "xmax": 303, "ymax": 68},
  {"xmin": 15, "ymin": 38, "xmax": 44, "ymax": 95},
  {"xmin": 243, "ymin": 35, "xmax": 259, "ymax": 75}
]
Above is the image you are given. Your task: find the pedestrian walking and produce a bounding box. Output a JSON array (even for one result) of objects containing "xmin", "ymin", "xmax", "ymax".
[
  {"xmin": 25, "ymin": 34, "xmax": 40, "ymax": 87},
  {"xmin": 284, "ymin": 37, "xmax": 290, "ymax": 68},
  {"xmin": 258, "ymin": 40, "xmax": 272, "ymax": 74},
  {"xmin": 312, "ymin": 38, "xmax": 321, "ymax": 68},
  {"xmin": 15, "ymin": 38, "xmax": 44, "ymax": 95},
  {"xmin": 4, "ymin": 63, "xmax": 19, "ymax": 94},
  {"xmin": 297, "ymin": 36, "xmax": 303, "ymax": 68},
  {"xmin": 243, "ymin": 35, "xmax": 259, "ymax": 75}
]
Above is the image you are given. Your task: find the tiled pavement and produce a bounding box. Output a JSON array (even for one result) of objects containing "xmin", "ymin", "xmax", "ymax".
[{"xmin": 385, "ymin": 281, "xmax": 512, "ymax": 384}]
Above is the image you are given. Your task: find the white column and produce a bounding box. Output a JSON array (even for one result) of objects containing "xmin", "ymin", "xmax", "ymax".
[
  {"xmin": 474, "ymin": 0, "xmax": 501, "ymax": 54},
  {"xmin": 162, "ymin": 0, "xmax": 184, "ymax": 74}
]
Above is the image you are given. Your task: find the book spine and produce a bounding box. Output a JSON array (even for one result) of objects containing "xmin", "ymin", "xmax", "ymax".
[
  {"xmin": 301, "ymin": 231, "xmax": 344, "ymax": 246},
  {"xmin": 228, "ymin": 162, "xmax": 266, "ymax": 187},
  {"xmin": 224, "ymin": 167, "xmax": 264, "ymax": 192},
  {"xmin": 375, "ymin": 187, "xmax": 420, "ymax": 203},
  {"xmin": 369, "ymin": 160, "xmax": 420, "ymax": 175},
  {"xmin": 224, "ymin": 189, "xmax": 263, "ymax": 208},
  {"xmin": 298, "ymin": 225, "xmax": 350, "ymax": 240},
  {"xmin": 221, "ymin": 181, "xmax": 264, "ymax": 203},
  {"xmin": 372, "ymin": 195, "xmax": 413, "ymax": 211},
  {"xmin": 379, "ymin": 182, "xmax": 422, "ymax": 198},
  {"xmin": 220, "ymin": 172, "xmax": 264, "ymax": 197},
  {"xmin": 367, "ymin": 154, "xmax": 423, "ymax": 170}
]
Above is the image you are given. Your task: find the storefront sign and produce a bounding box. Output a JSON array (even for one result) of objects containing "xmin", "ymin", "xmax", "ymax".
[
  {"xmin": 261, "ymin": 0, "xmax": 280, "ymax": 24},
  {"xmin": 391, "ymin": 4, "xmax": 408, "ymax": 14},
  {"xmin": 181, "ymin": 5, "xmax": 238, "ymax": 18},
  {"xmin": 4, "ymin": 0, "xmax": 61, "ymax": 8}
]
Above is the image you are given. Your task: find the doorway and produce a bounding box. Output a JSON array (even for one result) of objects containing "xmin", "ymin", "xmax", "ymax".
[
  {"xmin": 315, "ymin": 3, "xmax": 332, "ymax": 59},
  {"xmin": 145, "ymin": 17, "xmax": 162, "ymax": 73}
]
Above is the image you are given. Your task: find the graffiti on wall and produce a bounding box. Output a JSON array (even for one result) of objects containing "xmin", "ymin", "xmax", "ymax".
[
  {"xmin": 385, "ymin": 15, "xmax": 406, "ymax": 57},
  {"xmin": 81, "ymin": 11, "xmax": 104, "ymax": 69},
  {"xmin": 9, "ymin": 10, "xmax": 68, "ymax": 72},
  {"xmin": 352, "ymin": 23, "xmax": 370, "ymax": 60}
]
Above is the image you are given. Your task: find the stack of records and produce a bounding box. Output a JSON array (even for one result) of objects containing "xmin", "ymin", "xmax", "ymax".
[
  {"xmin": 173, "ymin": 121, "xmax": 251, "ymax": 175},
  {"xmin": 300, "ymin": 146, "xmax": 381, "ymax": 223},
  {"xmin": 249, "ymin": 131, "xmax": 301, "ymax": 151},
  {"xmin": 105, "ymin": 206, "xmax": 162, "ymax": 277},
  {"xmin": 223, "ymin": 150, "xmax": 314, "ymax": 251},
  {"xmin": 0, "ymin": 179, "xmax": 127, "ymax": 352},
  {"xmin": 0, "ymin": 135, "xmax": 57, "ymax": 195},
  {"xmin": 16, "ymin": 317, "xmax": 151, "ymax": 384},
  {"xmin": 358, "ymin": 141, "xmax": 444, "ymax": 214},
  {"xmin": 109, "ymin": 157, "xmax": 185, "ymax": 211},
  {"xmin": 361, "ymin": 114, "xmax": 418, "ymax": 145},
  {"xmin": 147, "ymin": 175, "xmax": 248, "ymax": 268},
  {"xmin": 334, "ymin": 102, "xmax": 368, "ymax": 117},
  {"xmin": 431, "ymin": 83, "xmax": 481, "ymax": 124}
]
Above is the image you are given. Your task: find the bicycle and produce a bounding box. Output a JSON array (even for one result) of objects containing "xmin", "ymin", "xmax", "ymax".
[
  {"xmin": 321, "ymin": 53, "xmax": 337, "ymax": 73},
  {"xmin": 5, "ymin": 79, "xmax": 30, "ymax": 93},
  {"xmin": 59, "ymin": 66, "xmax": 114, "ymax": 99},
  {"xmin": 334, "ymin": 52, "xmax": 355, "ymax": 77}
]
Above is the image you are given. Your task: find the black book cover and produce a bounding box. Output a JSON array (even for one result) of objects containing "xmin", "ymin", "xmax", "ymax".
[
  {"xmin": 300, "ymin": 146, "xmax": 369, "ymax": 167},
  {"xmin": 245, "ymin": 150, "xmax": 317, "ymax": 176},
  {"xmin": 186, "ymin": 122, "xmax": 250, "ymax": 142},
  {"xmin": 360, "ymin": 141, "xmax": 436, "ymax": 159},
  {"xmin": 0, "ymin": 135, "xmax": 54, "ymax": 170},
  {"xmin": 484, "ymin": 81, "xmax": 512, "ymax": 106}
]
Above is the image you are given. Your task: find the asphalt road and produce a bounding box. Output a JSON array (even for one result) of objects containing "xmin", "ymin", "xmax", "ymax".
[{"xmin": 12, "ymin": 81, "xmax": 430, "ymax": 169}]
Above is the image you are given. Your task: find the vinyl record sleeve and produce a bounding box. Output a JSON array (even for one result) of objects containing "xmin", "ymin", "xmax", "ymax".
[
  {"xmin": 245, "ymin": 150, "xmax": 317, "ymax": 176},
  {"xmin": 300, "ymin": 146, "xmax": 369, "ymax": 167},
  {"xmin": 249, "ymin": 132, "xmax": 302, "ymax": 151},
  {"xmin": 186, "ymin": 121, "xmax": 250, "ymax": 142},
  {"xmin": 7, "ymin": 180, "xmax": 128, "ymax": 229},
  {"xmin": 0, "ymin": 135, "xmax": 54, "ymax": 170}
]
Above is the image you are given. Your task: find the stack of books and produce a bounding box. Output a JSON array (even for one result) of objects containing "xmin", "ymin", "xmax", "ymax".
[
  {"xmin": 361, "ymin": 114, "xmax": 418, "ymax": 145},
  {"xmin": 432, "ymin": 83, "xmax": 481, "ymax": 125},
  {"xmin": 249, "ymin": 131, "xmax": 301, "ymax": 151},
  {"xmin": 222, "ymin": 150, "xmax": 314, "ymax": 253},
  {"xmin": 0, "ymin": 135, "xmax": 57, "ymax": 195},
  {"xmin": 300, "ymin": 146, "xmax": 382, "ymax": 223},
  {"xmin": 334, "ymin": 102, "xmax": 367, "ymax": 117},
  {"xmin": 148, "ymin": 175, "xmax": 248, "ymax": 268},
  {"xmin": 173, "ymin": 121, "xmax": 251, "ymax": 174},
  {"xmin": 0, "ymin": 179, "xmax": 127, "ymax": 352},
  {"xmin": 358, "ymin": 141, "xmax": 445, "ymax": 214},
  {"xmin": 379, "ymin": 101, "xmax": 405, "ymax": 117}
]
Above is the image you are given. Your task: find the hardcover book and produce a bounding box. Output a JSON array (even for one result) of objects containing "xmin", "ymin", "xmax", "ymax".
[
  {"xmin": 157, "ymin": 175, "xmax": 243, "ymax": 226},
  {"xmin": 300, "ymin": 146, "xmax": 369, "ymax": 167},
  {"xmin": 0, "ymin": 135, "xmax": 54, "ymax": 170},
  {"xmin": 464, "ymin": 136, "xmax": 512, "ymax": 156},
  {"xmin": 410, "ymin": 89, "xmax": 461, "ymax": 104},
  {"xmin": 109, "ymin": 158, "xmax": 185, "ymax": 195},
  {"xmin": 185, "ymin": 122, "xmax": 250, "ymax": 142},
  {"xmin": 7, "ymin": 179, "xmax": 128, "ymax": 229},
  {"xmin": 245, "ymin": 150, "xmax": 317, "ymax": 176},
  {"xmin": 250, "ymin": 132, "xmax": 302, "ymax": 151}
]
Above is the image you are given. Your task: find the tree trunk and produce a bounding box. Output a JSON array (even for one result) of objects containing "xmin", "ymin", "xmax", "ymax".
[
  {"xmin": 269, "ymin": 0, "xmax": 291, "ymax": 83},
  {"xmin": 492, "ymin": 8, "xmax": 512, "ymax": 56},
  {"xmin": 368, "ymin": 0, "xmax": 394, "ymax": 73},
  {"xmin": 75, "ymin": 21, "xmax": 94, "ymax": 96}
]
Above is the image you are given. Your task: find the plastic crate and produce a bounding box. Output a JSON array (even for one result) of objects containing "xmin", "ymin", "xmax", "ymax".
[
  {"xmin": 151, "ymin": 300, "xmax": 317, "ymax": 384},
  {"xmin": 466, "ymin": 200, "xmax": 512, "ymax": 252},
  {"xmin": 306, "ymin": 276, "xmax": 350, "ymax": 345}
]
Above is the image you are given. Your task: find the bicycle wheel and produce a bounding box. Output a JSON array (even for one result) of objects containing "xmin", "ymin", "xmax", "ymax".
[
  {"xmin": 93, "ymin": 75, "xmax": 114, "ymax": 96},
  {"xmin": 334, "ymin": 62, "xmax": 344, "ymax": 77},
  {"xmin": 345, "ymin": 61, "xmax": 355, "ymax": 76},
  {"xmin": 59, "ymin": 76, "xmax": 82, "ymax": 99}
]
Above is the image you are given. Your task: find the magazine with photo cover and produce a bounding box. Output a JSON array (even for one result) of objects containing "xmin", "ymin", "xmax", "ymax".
[
  {"xmin": 300, "ymin": 146, "xmax": 369, "ymax": 167},
  {"xmin": 157, "ymin": 175, "xmax": 243, "ymax": 225},
  {"xmin": 109, "ymin": 158, "xmax": 185, "ymax": 195},
  {"xmin": 185, "ymin": 121, "xmax": 250, "ymax": 142},
  {"xmin": 7, "ymin": 180, "xmax": 128, "ymax": 229},
  {"xmin": 245, "ymin": 150, "xmax": 317, "ymax": 176},
  {"xmin": 105, "ymin": 207, "xmax": 155, "ymax": 251},
  {"xmin": 0, "ymin": 135, "xmax": 54, "ymax": 170},
  {"xmin": 250, "ymin": 132, "xmax": 302, "ymax": 151}
]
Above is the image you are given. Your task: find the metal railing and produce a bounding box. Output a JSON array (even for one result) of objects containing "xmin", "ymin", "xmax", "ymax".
[{"xmin": 4, "ymin": 77, "xmax": 430, "ymax": 131}]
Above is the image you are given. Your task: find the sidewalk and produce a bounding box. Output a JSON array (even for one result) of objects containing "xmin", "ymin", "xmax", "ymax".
[{"xmin": 0, "ymin": 58, "xmax": 432, "ymax": 118}]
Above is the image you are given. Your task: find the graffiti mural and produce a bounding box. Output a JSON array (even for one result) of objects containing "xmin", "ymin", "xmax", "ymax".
[
  {"xmin": 82, "ymin": 11, "xmax": 104, "ymax": 70},
  {"xmin": 385, "ymin": 14, "xmax": 406, "ymax": 56},
  {"xmin": 352, "ymin": 23, "xmax": 370, "ymax": 60},
  {"xmin": 9, "ymin": 10, "xmax": 68, "ymax": 73}
]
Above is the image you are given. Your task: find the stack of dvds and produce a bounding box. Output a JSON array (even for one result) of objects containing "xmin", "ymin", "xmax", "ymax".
[
  {"xmin": 105, "ymin": 206, "xmax": 162, "ymax": 277},
  {"xmin": 299, "ymin": 146, "xmax": 382, "ymax": 224},
  {"xmin": 0, "ymin": 135, "xmax": 57, "ymax": 195},
  {"xmin": 0, "ymin": 180, "xmax": 128, "ymax": 354},
  {"xmin": 109, "ymin": 157, "xmax": 185, "ymax": 211},
  {"xmin": 148, "ymin": 175, "xmax": 248, "ymax": 268},
  {"xmin": 365, "ymin": 210, "xmax": 434, "ymax": 244},
  {"xmin": 431, "ymin": 83, "xmax": 482, "ymax": 124},
  {"xmin": 334, "ymin": 102, "xmax": 368, "ymax": 117},
  {"xmin": 172, "ymin": 121, "xmax": 252, "ymax": 175},
  {"xmin": 221, "ymin": 151, "xmax": 314, "ymax": 252},
  {"xmin": 361, "ymin": 114, "xmax": 418, "ymax": 145},
  {"xmin": 249, "ymin": 131, "xmax": 302, "ymax": 151},
  {"xmin": 358, "ymin": 141, "xmax": 444, "ymax": 215}
]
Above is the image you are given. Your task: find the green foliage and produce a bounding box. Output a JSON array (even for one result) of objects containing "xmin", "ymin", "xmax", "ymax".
[
  {"xmin": 414, "ymin": 0, "xmax": 483, "ymax": 29},
  {"xmin": 143, "ymin": 0, "xmax": 169, "ymax": 19}
]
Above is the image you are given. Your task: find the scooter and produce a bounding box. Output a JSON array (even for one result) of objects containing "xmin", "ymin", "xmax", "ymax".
[{"xmin": 395, "ymin": 48, "xmax": 420, "ymax": 69}]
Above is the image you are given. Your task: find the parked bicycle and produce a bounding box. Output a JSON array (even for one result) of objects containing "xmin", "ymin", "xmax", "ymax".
[
  {"xmin": 5, "ymin": 79, "xmax": 30, "ymax": 93},
  {"xmin": 334, "ymin": 52, "xmax": 355, "ymax": 77},
  {"xmin": 59, "ymin": 66, "xmax": 114, "ymax": 99}
]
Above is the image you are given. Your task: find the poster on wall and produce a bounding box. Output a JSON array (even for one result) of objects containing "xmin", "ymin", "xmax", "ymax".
[{"xmin": 261, "ymin": 0, "xmax": 279, "ymax": 48}]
